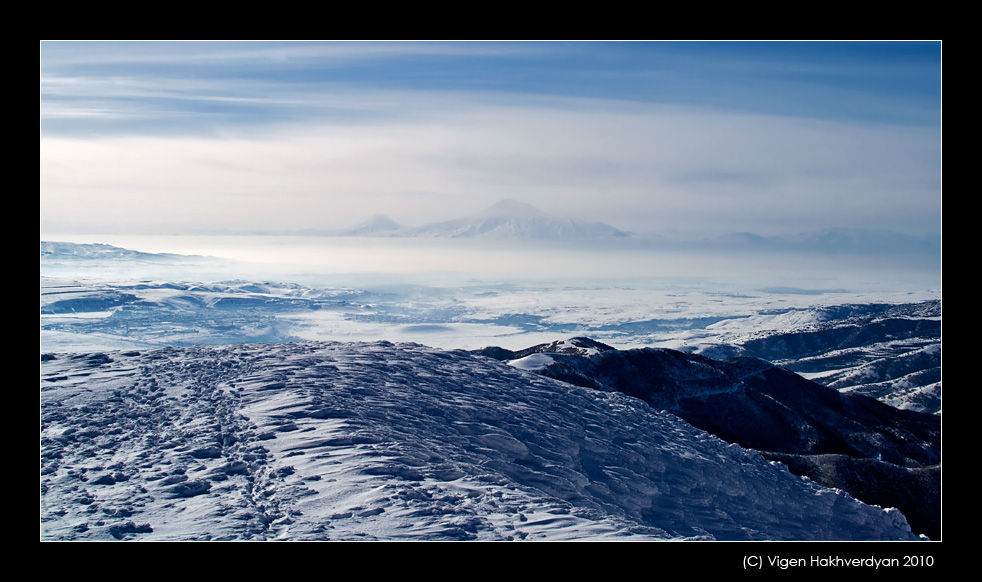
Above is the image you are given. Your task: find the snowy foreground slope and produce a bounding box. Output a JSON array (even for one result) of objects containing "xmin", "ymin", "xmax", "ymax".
[{"xmin": 41, "ymin": 341, "xmax": 919, "ymax": 541}]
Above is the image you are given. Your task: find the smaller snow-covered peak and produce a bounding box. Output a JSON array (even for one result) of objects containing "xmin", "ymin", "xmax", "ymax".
[
  {"xmin": 506, "ymin": 338, "xmax": 615, "ymax": 370},
  {"xmin": 507, "ymin": 337, "xmax": 612, "ymax": 369},
  {"xmin": 478, "ymin": 337, "xmax": 617, "ymax": 364},
  {"xmin": 545, "ymin": 337, "xmax": 616, "ymax": 356},
  {"xmin": 340, "ymin": 214, "xmax": 404, "ymax": 236}
]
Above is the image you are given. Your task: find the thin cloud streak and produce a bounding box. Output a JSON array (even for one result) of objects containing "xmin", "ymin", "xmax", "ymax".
[{"xmin": 40, "ymin": 41, "xmax": 536, "ymax": 69}]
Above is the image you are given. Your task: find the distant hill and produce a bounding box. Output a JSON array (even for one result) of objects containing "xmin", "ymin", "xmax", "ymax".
[
  {"xmin": 707, "ymin": 228, "xmax": 940, "ymax": 257},
  {"xmin": 40, "ymin": 241, "xmax": 203, "ymax": 261}
]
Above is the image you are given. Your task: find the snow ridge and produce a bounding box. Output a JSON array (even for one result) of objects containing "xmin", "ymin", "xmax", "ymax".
[{"xmin": 41, "ymin": 341, "xmax": 920, "ymax": 541}]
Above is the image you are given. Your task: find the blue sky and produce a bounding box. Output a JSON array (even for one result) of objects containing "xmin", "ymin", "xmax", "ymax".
[{"xmin": 40, "ymin": 41, "xmax": 941, "ymax": 238}]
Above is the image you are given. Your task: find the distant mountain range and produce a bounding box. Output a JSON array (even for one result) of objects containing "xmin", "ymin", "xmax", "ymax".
[
  {"xmin": 42, "ymin": 200, "xmax": 939, "ymax": 257},
  {"xmin": 324, "ymin": 199, "xmax": 939, "ymax": 257}
]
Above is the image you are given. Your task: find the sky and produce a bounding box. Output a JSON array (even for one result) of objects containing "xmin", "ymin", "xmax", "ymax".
[{"xmin": 40, "ymin": 41, "xmax": 942, "ymax": 239}]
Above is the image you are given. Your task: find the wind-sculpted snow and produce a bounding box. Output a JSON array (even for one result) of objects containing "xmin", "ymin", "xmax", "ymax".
[
  {"xmin": 488, "ymin": 340, "xmax": 940, "ymax": 539},
  {"xmin": 40, "ymin": 341, "xmax": 919, "ymax": 541}
]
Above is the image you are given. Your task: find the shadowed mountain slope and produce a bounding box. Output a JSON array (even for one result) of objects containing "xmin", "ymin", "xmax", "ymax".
[{"xmin": 477, "ymin": 337, "xmax": 940, "ymax": 539}]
